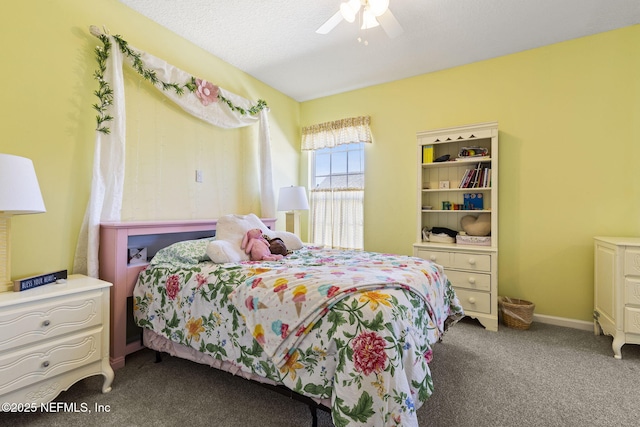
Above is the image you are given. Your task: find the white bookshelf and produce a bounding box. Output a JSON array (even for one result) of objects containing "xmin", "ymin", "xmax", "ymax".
[{"xmin": 413, "ymin": 122, "xmax": 499, "ymax": 331}]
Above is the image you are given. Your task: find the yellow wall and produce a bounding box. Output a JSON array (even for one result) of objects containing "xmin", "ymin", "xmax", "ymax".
[
  {"xmin": 2, "ymin": 0, "xmax": 638, "ymax": 323},
  {"xmin": 301, "ymin": 25, "xmax": 640, "ymax": 322},
  {"xmin": 1, "ymin": 0, "xmax": 300, "ymax": 280}
]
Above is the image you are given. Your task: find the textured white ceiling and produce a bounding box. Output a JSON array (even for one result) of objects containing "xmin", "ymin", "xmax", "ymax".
[{"xmin": 117, "ymin": 0, "xmax": 640, "ymax": 102}]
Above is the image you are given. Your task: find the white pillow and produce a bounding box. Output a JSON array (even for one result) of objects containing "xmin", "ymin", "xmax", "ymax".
[
  {"xmin": 205, "ymin": 239, "xmax": 246, "ymax": 264},
  {"xmin": 206, "ymin": 213, "xmax": 302, "ymax": 263}
]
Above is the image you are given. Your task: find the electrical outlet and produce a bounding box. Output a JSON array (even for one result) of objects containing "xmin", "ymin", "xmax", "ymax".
[{"xmin": 195, "ymin": 170, "xmax": 203, "ymax": 183}]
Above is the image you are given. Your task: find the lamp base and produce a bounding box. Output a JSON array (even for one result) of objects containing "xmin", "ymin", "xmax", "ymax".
[
  {"xmin": 285, "ymin": 211, "xmax": 301, "ymax": 236},
  {"xmin": 0, "ymin": 216, "xmax": 12, "ymax": 293}
]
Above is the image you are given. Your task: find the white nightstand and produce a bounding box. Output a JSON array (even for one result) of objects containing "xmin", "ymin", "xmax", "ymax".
[{"xmin": 0, "ymin": 274, "xmax": 114, "ymax": 404}]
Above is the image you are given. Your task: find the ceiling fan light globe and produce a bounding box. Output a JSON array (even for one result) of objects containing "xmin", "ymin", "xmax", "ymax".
[
  {"xmin": 361, "ymin": 9, "xmax": 380, "ymax": 29},
  {"xmin": 340, "ymin": 0, "xmax": 361, "ymax": 23},
  {"xmin": 368, "ymin": 0, "xmax": 389, "ymax": 17}
]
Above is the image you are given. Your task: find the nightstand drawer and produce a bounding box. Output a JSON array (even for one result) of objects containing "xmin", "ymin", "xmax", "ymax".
[
  {"xmin": 451, "ymin": 252, "xmax": 491, "ymax": 271},
  {"xmin": 0, "ymin": 292, "xmax": 102, "ymax": 352},
  {"xmin": 415, "ymin": 250, "xmax": 451, "ymax": 268},
  {"xmin": 454, "ymin": 288, "xmax": 491, "ymax": 314},
  {"xmin": 446, "ymin": 270, "xmax": 491, "ymax": 291},
  {"xmin": 625, "ymin": 278, "xmax": 640, "ymax": 306},
  {"xmin": 0, "ymin": 329, "xmax": 102, "ymax": 396}
]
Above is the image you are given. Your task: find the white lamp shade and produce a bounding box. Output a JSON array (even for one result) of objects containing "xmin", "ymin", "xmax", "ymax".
[
  {"xmin": 0, "ymin": 154, "xmax": 46, "ymax": 214},
  {"xmin": 277, "ymin": 186, "xmax": 309, "ymax": 211}
]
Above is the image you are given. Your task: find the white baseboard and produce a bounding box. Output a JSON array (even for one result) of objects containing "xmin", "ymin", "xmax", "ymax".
[{"xmin": 532, "ymin": 313, "xmax": 593, "ymax": 331}]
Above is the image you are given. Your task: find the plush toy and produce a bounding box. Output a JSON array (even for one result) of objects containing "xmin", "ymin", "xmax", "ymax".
[
  {"xmin": 241, "ymin": 229, "xmax": 283, "ymax": 261},
  {"xmin": 206, "ymin": 214, "xmax": 304, "ymax": 264},
  {"xmin": 267, "ymin": 237, "xmax": 288, "ymax": 256},
  {"xmin": 460, "ymin": 213, "xmax": 491, "ymax": 236}
]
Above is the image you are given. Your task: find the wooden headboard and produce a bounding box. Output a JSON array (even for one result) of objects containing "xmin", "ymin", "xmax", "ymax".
[{"xmin": 98, "ymin": 218, "xmax": 276, "ymax": 369}]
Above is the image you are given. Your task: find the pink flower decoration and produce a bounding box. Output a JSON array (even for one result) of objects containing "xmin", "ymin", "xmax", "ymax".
[
  {"xmin": 195, "ymin": 78, "xmax": 219, "ymax": 106},
  {"xmin": 196, "ymin": 273, "xmax": 207, "ymax": 289},
  {"xmin": 352, "ymin": 331, "xmax": 387, "ymax": 375},
  {"xmin": 423, "ymin": 349, "xmax": 433, "ymax": 363},
  {"xmin": 165, "ymin": 275, "xmax": 180, "ymax": 300}
]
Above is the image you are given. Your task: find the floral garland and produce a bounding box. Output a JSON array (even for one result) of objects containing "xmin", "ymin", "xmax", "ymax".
[{"xmin": 92, "ymin": 33, "xmax": 268, "ymax": 134}]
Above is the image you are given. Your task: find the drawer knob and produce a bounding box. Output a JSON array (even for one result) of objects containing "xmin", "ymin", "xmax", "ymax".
[
  {"xmin": 42, "ymin": 361, "xmax": 50, "ymax": 368},
  {"xmin": 430, "ymin": 255, "xmax": 437, "ymax": 261},
  {"xmin": 468, "ymin": 258, "xmax": 476, "ymax": 265},
  {"xmin": 42, "ymin": 320, "xmax": 51, "ymax": 327},
  {"xmin": 468, "ymin": 277, "xmax": 476, "ymax": 284},
  {"xmin": 468, "ymin": 297, "xmax": 476, "ymax": 304}
]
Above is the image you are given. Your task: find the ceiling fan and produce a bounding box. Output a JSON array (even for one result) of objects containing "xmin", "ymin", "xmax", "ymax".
[{"xmin": 316, "ymin": 0, "xmax": 404, "ymax": 39}]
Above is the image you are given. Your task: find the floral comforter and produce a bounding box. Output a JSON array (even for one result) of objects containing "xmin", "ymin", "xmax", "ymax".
[{"xmin": 133, "ymin": 246, "xmax": 463, "ymax": 427}]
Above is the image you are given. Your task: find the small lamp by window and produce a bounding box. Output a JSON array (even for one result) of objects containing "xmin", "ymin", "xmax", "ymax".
[
  {"xmin": 277, "ymin": 186, "xmax": 309, "ymax": 236},
  {"xmin": 0, "ymin": 154, "xmax": 46, "ymax": 292}
]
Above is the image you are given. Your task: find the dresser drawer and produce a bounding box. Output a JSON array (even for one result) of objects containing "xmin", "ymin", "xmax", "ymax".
[
  {"xmin": 624, "ymin": 307, "xmax": 640, "ymax": 334},
  {"xmin": 0, "ymin": 292, "xmax": 102, "ymax": 352},
  {"xmin": 415, "ymin": 250, "xmax": 451, "ymax": 268},
  {"xmin": 624, "ymin": 249, "xmax": 640, "ymax": 276},
  {"xmin": 446, "ymin": 270, "xmax": 491, "ymax": 291},
  {"xmin": 451, "ymin": 252, "xmax": 491, "ymax": 271},
  {"xmin": 0, "ymin": 329, "xmax": 102, "ymax": 396},
  {"xmin": 625, "ymin": 278, "xmax": 640, "ymax": 306},
  {"xmin": 454, "ymin": 288, "xmax": 491, "ymax": 314}
]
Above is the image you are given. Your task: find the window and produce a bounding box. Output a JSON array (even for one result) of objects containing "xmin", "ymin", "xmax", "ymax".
[{"xmin": 310, "ymin": 142, "xmax": 364, "ymax": 249}]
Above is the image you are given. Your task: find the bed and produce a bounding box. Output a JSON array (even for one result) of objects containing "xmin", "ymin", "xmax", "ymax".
[{"xmin": 131, "ymin": 214, "xmax": 463, "ymax": 426}]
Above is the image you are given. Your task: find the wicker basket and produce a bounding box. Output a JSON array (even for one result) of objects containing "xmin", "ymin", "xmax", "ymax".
[{"xmin": 499, "ymin": 297, "xmax": 535, "ymax": 330}]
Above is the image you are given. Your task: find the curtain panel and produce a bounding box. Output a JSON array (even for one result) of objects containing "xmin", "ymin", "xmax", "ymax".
[
  {"xmin": 310, "ymin": 189, "xmax": 364, "ymax": 250},
  {"xmin": 301, "ymin": 116, "xmax": 371, "ymax": 150},
  {"xmin": 74, "ymin": 28, "xmax": 275, "ymax": 278}
]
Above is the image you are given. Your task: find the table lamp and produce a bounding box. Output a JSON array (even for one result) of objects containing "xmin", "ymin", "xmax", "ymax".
[
  {"xmin": 277, "ymin": 186, "xmax": 309, "ymax": 236},
  {"xmin": 0, "ymin": 154, "xmax": 46, "ymax": 292}
]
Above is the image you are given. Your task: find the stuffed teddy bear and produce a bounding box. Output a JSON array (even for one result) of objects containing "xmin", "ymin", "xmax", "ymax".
[
  {"xmin": 267, "ymin": 237, "xmax": 288, "ymax": 257},
  {"xmin": 241, "ymin": 229, "xmax": 284, "ymax": 261}
]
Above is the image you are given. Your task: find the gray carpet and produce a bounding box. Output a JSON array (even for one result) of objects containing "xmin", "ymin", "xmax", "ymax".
[{"xmin": 3, "ymin": 318, "xmax": 639, "ymax": 426}]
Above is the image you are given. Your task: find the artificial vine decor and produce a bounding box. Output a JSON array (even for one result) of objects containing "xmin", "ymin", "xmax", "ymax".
[{"xmin": 92, "ymin": 32, "xmax": 268, "ymax": 134}]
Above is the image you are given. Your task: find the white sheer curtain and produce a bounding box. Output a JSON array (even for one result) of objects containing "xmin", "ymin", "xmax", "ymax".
[
  {"xmin": 74, "ymin": 27, "xmax": 275, "ymax": 278},
  {"xmin": 310, "ymin": 189, "xmax": 364, "ymax": 250},
  {"xmin": 302, "ymin": 116, "xmax": 370, "ymax": 250}
]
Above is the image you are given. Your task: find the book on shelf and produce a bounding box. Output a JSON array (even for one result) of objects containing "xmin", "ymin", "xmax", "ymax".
[
  {"xmin": 463, "ymin": 193, "xmax": 484, "ymax": 210},
  {"xmin": 422, "ymin": 145, "xmax": 434, "ymax": 163},
  {"xmin": 458, "ymin": 169, "xmax": 472, "ymax": 188},
  {"xmin": 458, "ymin": 163, "xmax": 492, "ymax": 189}
]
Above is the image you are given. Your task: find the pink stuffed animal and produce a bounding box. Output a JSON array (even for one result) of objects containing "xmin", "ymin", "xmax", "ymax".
[{"xmin": 241, "ymin": 229, "xmax": 283, "ymax": 261}]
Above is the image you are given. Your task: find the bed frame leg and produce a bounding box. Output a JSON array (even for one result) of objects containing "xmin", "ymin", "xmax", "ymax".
[
  {"xmin": 309, "ymin": 405, "xmax": 318, "ymax": 427},
  {"xmin": 155, "ymin": 351, "xmax": 162, "ymax": 363}
]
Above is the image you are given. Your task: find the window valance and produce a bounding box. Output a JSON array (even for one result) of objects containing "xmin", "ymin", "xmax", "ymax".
[{"xmin": 301, "ymin": 116, "xmax": 371, "ymax": 150}]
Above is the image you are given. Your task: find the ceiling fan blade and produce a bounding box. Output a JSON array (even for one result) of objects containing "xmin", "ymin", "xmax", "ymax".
[
  {"xmin": 377, "ymin": 9, "xmax": 404, "ymax": 38},
  {"xmin": 316, "ymin": 10, "xmax": 344, "ymax": 34}
]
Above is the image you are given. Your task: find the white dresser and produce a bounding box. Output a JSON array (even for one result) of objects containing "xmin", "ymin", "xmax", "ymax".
[
  {"xmin": 0, "ymin": 275, "xmax": 114, "ymax": 404},
  {"xmin": 594, "ymin": 237, "xmax": 640, "ymax": 359}
]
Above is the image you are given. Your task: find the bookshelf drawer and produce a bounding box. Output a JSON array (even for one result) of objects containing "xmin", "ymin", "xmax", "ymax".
[
  {"xmin": 454, "ymin": 288, "xmax": 491, "ymax": 314},
  {"xmin": 451, "ymin": 252, "xmax": 491, "ymax": 271},
  {"xmin": 446, "ymin": 270, "xmax": 491, "ymax": 291},
  {"xmin": 415, "ymin": 250, "xmax": 451, "ymax": 268}
]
